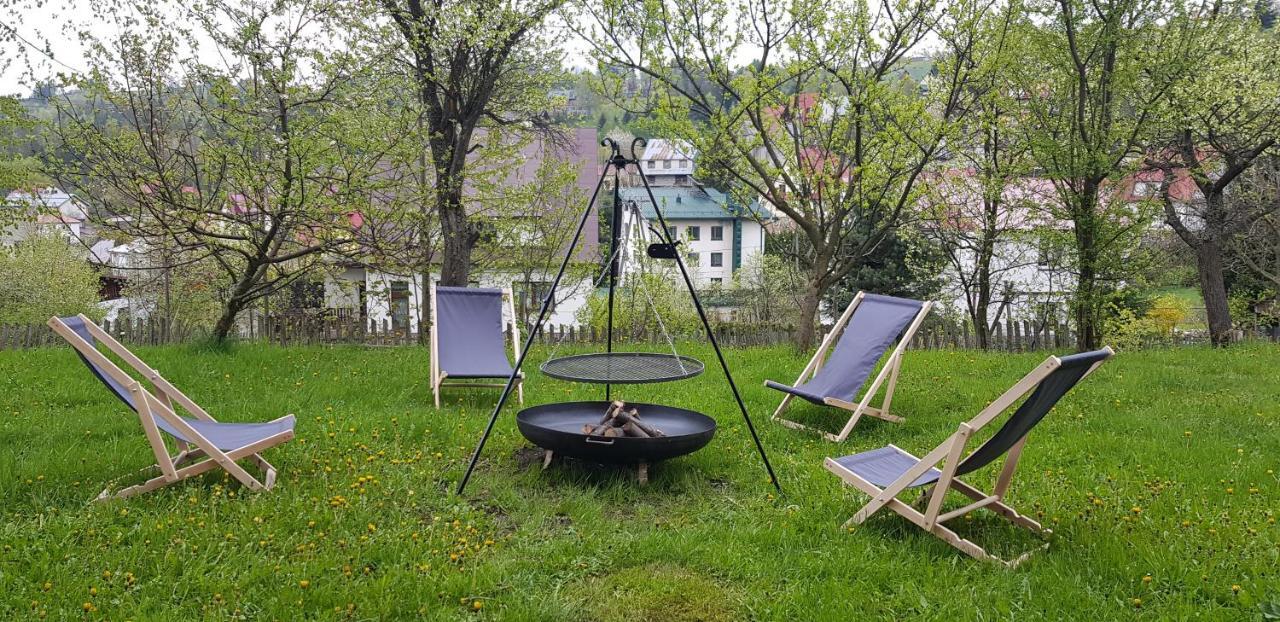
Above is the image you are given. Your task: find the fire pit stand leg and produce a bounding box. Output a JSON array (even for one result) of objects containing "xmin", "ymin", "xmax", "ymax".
[
  {"xmin": 637, "ymin": 462, "xmax": 649, "ymax": 485},
  {"xmin": 542, "ymin": 450, "xmax": 554, "ymax": 471}
]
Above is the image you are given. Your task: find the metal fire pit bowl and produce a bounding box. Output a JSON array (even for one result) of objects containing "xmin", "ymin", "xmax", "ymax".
[{"xmin": 515, "ymin": 401, "xmax": 716, "ymax": 464}]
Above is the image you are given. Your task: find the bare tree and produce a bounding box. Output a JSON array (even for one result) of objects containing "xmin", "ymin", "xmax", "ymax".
[{"xmin": 1229, "ymin": 158, "xmax": 1280, "ymax": 293}]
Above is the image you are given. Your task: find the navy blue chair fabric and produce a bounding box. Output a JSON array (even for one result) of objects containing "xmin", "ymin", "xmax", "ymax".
[
  {"xmin": 766, "ymin": 294, "xmax": 924, "ymax": 404},
  {"xmin": 435, "ymin": 286, "xmax": 515, "ymax": 379},
  {"xmin": 953, "ymin": 349, "xmax": 1111, "ymax": 476},
  {"xmin": 834, "ymin": 349, "xmax": 1111, "ymax": 487},
  {"xmin": 59, "ymin": 316, "xmax": 295, "ymax": 449}
]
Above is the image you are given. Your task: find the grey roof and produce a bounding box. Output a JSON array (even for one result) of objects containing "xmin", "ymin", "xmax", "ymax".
[{"xmin": 617, "ymin": 186, "xmax": 768, "ymax": 220}]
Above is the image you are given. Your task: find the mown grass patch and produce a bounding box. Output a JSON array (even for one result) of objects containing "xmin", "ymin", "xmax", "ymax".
[{"xmin": 0, "ymin": 341, "xmax": 1277, "ymax": 619}]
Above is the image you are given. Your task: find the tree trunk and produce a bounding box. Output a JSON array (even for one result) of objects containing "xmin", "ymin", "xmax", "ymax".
[
  {"xmin": 418, "ymin": 272, "xmax": 432, "ymax": 345},
  {"xmin": 438, "ymin": 186, "xmax": 472, "ymax": 286},
  {"xmin": 212, "ymin": 297, "xmax": 246, "ymax": 343},
  {"xmin": 1195, "ymin": 240, "xmax": 1233, "ymax": 347},
  {"xmin": 1073, "ymin": 190, "xmax": 1102, "ymax": 351},
  {"xmin": 1074, "ymin": 262, "xmax": 1098, "ymax": 350},
  {"xmin": 795, "ymin": 279, "xmax": 823, "ymax": 352},
  {"xmin": 973, "ymin": 224, "xmax": 995, "ymax": 350}
]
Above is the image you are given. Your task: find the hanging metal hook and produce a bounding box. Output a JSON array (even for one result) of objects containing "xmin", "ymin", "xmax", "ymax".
[{"xmin": 629, "ymin": 136, "xmax": 647, "ymax": 162}]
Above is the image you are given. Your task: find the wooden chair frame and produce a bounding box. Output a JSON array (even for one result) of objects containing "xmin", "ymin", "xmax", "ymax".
[
  {"xmin": 824, "ymin": 348, "xmax": 1112, "ymax": 567},
  {"xmin": 429, "ymin": 282, "xmax": 524, "ymax": 409},
  {"xmin": 771, "ymin": 291, "xmax": 934, "ymax": 442},
  {"xmin": 49, "ymin": 314, "xmax": 294, "ymax": 500}
]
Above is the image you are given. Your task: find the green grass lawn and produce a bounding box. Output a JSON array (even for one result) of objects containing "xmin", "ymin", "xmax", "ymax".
[{"xmin": 1, "ymin": 342, "xmax": 1278, "ymax": 620}]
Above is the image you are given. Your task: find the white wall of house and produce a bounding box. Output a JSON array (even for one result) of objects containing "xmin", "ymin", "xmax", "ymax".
[
  {"xmin": 938, "ymin": 236, "xmax": 1075, "ymax": 326},
  {"xmin": 324, "ymin": 267, "xmax": 592, "ymax": 332},
  {"xmin": 663, "ymin": 218, "xmax": 766, "ymax": 286},
  {"xmin": 640, "ymin": 139, "xmax": 696, "ymax": 186}
]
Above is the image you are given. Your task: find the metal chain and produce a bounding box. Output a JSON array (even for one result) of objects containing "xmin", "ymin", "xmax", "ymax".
[{"xmin": 626, "ymin": 203, "xmax": 687, "ymax": 371}]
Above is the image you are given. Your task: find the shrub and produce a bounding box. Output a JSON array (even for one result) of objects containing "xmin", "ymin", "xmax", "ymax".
[
  {"xmin": 576, "ymin": 273, "xmax": 703, "ymax": 340},
  {"xmin": 1103, "ymin": 294, "xmax": 1190, "ymax": 349},
  {"xmin": 0, "ymin": 234, "xmax": 103, "ymax": 324}
]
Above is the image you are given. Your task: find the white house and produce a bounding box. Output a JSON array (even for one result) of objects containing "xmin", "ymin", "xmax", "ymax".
[
  {"xmin": 639, "ymin": 139, "xmax": 697, "ymax": 187},
  {"xmin": 319, "ymin": 128, "xmax": 603, "ymax": 333},
  {"xmin": 921, "ymin": 169, "xmax": 1081, "ymax": 327},
  {"xmin": 617, "ymin": 185, "xmax": 768, "ymax": 288},
  {"xmin": 322, "ymin": 266, "xmax": 591, "ymax": 333},
  {"xmin": 3, "ymin": 187, "xmax": 90, "ymax": 244}
]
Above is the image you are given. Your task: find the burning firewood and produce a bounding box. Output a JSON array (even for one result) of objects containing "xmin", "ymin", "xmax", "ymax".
[{"xmin": 581, "ymin": 401, "xmax": 665, "ymax": 438}]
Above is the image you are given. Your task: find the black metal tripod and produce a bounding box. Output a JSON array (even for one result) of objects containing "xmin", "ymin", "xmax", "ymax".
[{"xmin": 455, "ymin": 137, "xmax": 781, "ymax": 495}]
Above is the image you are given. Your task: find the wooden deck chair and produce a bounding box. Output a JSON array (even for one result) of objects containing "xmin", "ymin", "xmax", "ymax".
[
  {"xmin": 825, "ymin": 348, "xmax": 1114, "ymax": 567},
  {"xmin": 429, "ymin": 283, "xmax": 524, "ymax": 408},
  {"xmin": 49, "ymin": 314, "xmax": 295, "ymax": 500},
  {"xmin": 766, "ymin": 292, "xmax": 933, "ymax": 441}
]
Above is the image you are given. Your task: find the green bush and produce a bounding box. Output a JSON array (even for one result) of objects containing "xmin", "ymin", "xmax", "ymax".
[
  {"xmin": 576, "ymin": 273, "xmax": 703, "ymax": 340},
  {"xmin": 0, "ymin": 235, "xmax": 103, "ymax": 324},
  {"xmin": 1103, "ymin": 293, "xmax": 1190, "ymax": 349}
]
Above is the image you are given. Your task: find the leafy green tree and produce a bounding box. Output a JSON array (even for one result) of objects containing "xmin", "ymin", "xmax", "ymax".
[
  {"xmin": 0, "ymin": 234, "xmax": 102, "ymax": 324},
  {"xmin": 1146, "ymin": 2, "xmax": 1280, "ymax": 346},
  {"xmin": 826, "ymin": 227, "xmax": 946, "ymax": 315},
  {"xmin": 918, "ymin": 10, "xmax": 1045, "ymax": 349},
  {"xmin": 0, "ymin": 97, "xmax": 46, "ymax": 201},
  {"xmin": 43, "ymin": 0, "xmax": 405, "ymax": 342},
  {"xmin": 375, "ymin": 0, "xmax": 566, "ymax": 287},
  {"xmin": 578, "ymin": 0, "xmax": 990, "ymax": 350},
  {"xmin": 1009, "ymin": 0, "xmax": 1184, "ymax": 348}
]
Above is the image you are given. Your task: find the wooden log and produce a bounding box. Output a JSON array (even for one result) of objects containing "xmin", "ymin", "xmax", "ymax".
[
  {"xmin": 621, "ymin": 422, "xmax": 650, "ymax": 438},
  {"xmin": 600, "ymin": 400, "xmax": 626, "ymax": 424},
  {"xmin": 615, "ymin": 409, "xmax": 665, "ymax": 437}
]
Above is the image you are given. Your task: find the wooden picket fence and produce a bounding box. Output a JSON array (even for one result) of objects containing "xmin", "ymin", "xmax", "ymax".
[
  {"xmin": 0, "ymin": 317, "xmax": 205, "ymax": 350},
  {"xmin": 908, "ymin": 319, "xmax": 1078, "ymax": 351},
  {"xmin": 2, "ymin": 314, "xmax": 1277, "ymax": 351}
]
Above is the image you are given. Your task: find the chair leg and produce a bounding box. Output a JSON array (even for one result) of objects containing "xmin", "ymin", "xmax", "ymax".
[
  {"xmin": 927, "ymin": 522, "xmax": 1000, "ymax": 564},
  {"xmin": 433, "ymin": 379, "xmax": 441, "ymax": 409},
  {"xmin": 771, "ymin": 392, "xmax": 795, "ymax": 420},
  {"xmin": 517, "ymin": 377, "xmax": 524, "ymax": 405}
]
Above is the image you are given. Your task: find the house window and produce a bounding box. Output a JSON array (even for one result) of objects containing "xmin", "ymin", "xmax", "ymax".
[
  {"xmin": 710, "ymin": 252, "xmax": 723, "ymax": 267},
  {"xmin": 710, "ymin": 225, "xmax": 724, "ymax": 241},
  {"xmin": 389, "ymin": 281, "xmax": 411, "ymax": 332},
  {"xmin": 686, "ymin": 252, "xmax": 700, "ymax": 266},
  {"xmin": 663, "ymin": 160, "xmax": 672, "ymax": 169},
  {"xmin": 687, "ymin": 226, "xmax": 700, "ymax": 240},
  {"xmin": 710, "ymin": 277, "xmax": 723, "ymax": 284},
  {"xmin": 666, "ymin": 225, "xmax": 677, "ymax": 240},
  {"xmin": 647, "ymin": 161, "xmax": 656, "ymax": 169}
]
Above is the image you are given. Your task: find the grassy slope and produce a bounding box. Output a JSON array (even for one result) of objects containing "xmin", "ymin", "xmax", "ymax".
[{"xmin": 0, "ymin": 342, "xmax": 1277, "ymax": 620}]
